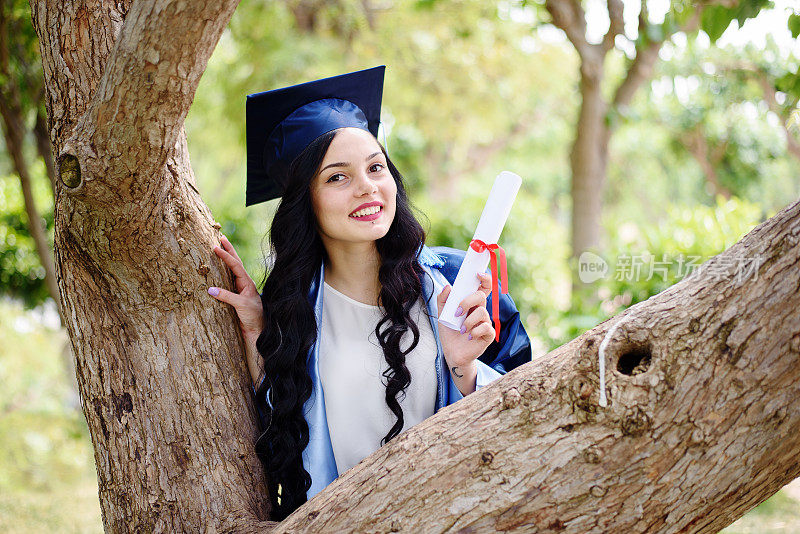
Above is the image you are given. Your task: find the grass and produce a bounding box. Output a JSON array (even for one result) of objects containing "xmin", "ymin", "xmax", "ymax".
[
  {"xmin": 722, "ymin": 490, "xmax": 800, "ymax": 533},
  {"xmin": 0, "ymin": 298, "xmax": 102, "ymax": 533}
]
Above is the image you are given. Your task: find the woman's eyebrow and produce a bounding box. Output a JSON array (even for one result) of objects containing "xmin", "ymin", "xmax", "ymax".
[{"xmin": 319, "ymin": 151, "xmax": 382, "ymax": 173}]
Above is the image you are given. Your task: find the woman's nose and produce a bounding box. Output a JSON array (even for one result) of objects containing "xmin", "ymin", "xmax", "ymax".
[{"xmin": 354, "ymin": 172, "xmax": 378, "ymax": 195}]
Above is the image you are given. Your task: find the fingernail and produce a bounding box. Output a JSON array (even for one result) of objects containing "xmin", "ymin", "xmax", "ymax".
[
  {"xmin": 208, "ymin": 287, "xmax": 220, "ymax": 296},
  {"xmin": 456, "ymin": 306, "xmax": 463, "ymax": 317},
  {"xmin": 460, "ymin": 325, "xmax": 466, "ymax": 334},
  {"xmin": 468, "ymin": 333, "xmax": 473, "ymax": 340}
]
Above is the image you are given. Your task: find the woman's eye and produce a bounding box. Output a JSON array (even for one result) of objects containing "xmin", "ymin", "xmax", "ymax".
[{"xmin": 325, "ymin": 164, "xmax": 383, "ymax": 183}]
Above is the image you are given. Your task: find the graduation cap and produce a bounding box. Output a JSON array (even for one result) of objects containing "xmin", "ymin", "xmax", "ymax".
[{"xmin": 245, "ymin": 65, "xmax": 386, "ymax": 206}]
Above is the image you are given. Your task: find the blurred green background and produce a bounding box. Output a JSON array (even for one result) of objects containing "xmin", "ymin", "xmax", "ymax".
[{"xmin": 2, "ymin": 0, "xmax": 800, "ymax": 530}]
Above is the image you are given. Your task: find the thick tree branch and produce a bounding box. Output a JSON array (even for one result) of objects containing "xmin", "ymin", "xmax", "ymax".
[
  {"xmin": 544, "ymin": 0, "xmax": 593, "ymax": 60},
  {"xmin": 30, "ymin": 1, "xmax": 132, "ymax": 148},
  {"xmin": 612, "ymin": 4, "xmax": 702, "ymax": 111},
  {"xmin": 611, "ymin": 44, "xmax": 659, "ymax": 111},
  {"xmin": 602, "ymin": 0, "xmax": 625, "ymax": 54},
  {"xmin": 275, "ymin": 197, "xmax": 800, "ymax": 532},
  {"xmin": 54, "ymin": 0, "xmax": 239, "ymax": 202},
  {"xmin": 28, "ymin": 3, "xmax": 236, "ymax": 249}
]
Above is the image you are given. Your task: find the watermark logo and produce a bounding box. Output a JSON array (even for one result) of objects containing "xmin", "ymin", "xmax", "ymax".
[
  {"xmin": 577, "ymin": 251, "xmax": 763, "ymax": 284},
  {"xmin": 578, "ymin": 251, "xmax": 609, "ymax": 283}
]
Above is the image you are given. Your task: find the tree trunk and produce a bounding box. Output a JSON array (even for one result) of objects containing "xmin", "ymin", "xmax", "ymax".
[
  {"xmin": 30, "ymin": 0, "xmax": 276, "ymax": 530},
  {"xmin": 34, "ymin": 107, "xmax": 57, "ymax": 192},
  {"xmin": 570, "ymin": 56, "xmax": 607, "ymax": 260},
  {"xmin": 544, "ymin": 0, "xmax": 702, "ymax": 301},
  {"xmin": 30, "ymin": 1, "xmax": 800, "ymax": 532}
]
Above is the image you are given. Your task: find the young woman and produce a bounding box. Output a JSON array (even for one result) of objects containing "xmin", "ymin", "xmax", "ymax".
[{"xmin": 207, "ymin": 67, "xmax": 531, "ymax": 520}]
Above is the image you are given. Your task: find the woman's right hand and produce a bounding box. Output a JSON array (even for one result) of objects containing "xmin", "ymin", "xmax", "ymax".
[{"xmin": 208, "ymin": 234, "xmax": 264, "ymax": 348}]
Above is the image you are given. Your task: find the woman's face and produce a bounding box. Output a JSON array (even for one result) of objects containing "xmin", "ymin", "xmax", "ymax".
[{"xmin": 310, "ymin": 127, "xmax": 397, "ymax": 248}]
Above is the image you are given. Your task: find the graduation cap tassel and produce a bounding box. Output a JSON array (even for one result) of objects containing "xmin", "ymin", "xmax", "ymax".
[{"xmin": 380, "ymin": 121, "xmax": 389, "ymax": 155}]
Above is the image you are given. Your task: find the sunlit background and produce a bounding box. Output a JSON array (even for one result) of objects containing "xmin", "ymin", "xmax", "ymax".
[{"xmin": 1, "ymin": 0, "xmax": 799, "ymax": 530}]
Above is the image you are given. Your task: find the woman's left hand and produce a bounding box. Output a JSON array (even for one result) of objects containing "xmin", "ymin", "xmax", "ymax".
[{"xmin": 436, "ymin": 272, "xmax": 495, "ymax": 371}]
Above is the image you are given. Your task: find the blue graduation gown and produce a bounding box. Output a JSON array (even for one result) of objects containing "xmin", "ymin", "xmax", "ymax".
[{"xmin": 254, "ymin": 244, "xmax": 532, "ymax": 500}]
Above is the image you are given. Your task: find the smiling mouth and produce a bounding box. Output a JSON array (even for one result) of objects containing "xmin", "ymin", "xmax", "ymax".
[{"xmin": 349, "ymin": 205, "xmax": 383, "ymax": 218}]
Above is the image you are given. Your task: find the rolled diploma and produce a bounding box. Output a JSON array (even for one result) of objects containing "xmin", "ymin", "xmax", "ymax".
[{"xmin": 438, "ymin": 171, "xmax": 522, "ymax": 331}]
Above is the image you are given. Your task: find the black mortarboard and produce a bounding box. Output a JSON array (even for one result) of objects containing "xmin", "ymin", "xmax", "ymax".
[{"xmin": 245, "ymin": 65, "xmax": 386, "ymax": 206}]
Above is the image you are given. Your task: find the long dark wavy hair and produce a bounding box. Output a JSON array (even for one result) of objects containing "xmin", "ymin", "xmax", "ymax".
[{"xmin": 253, "ymin": 128, "xmax": 429, "ymax": 520}]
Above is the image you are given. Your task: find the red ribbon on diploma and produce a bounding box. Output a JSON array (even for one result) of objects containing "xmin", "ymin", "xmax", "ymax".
[{"xmin": 469, "ymin": 239, "xmax": 508, "ymax": 342}]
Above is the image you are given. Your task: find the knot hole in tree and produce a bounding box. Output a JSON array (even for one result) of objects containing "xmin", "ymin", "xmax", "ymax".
[
  {"xmin": 59, "ymin": 154, "xmax": 81, "ymax": 188},
  {"xmin": 616, "ymin": 341, "xmax": 652, "ymax": 376}
]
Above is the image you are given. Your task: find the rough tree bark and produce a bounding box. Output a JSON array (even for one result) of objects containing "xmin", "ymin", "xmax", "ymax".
[
  {"xmin": 31, "ymin": 0, "xmax": 800, "ymax": 532},
  {"xmin": 30, "ymin": 0, "xmax": 275, "ymax": 531}
]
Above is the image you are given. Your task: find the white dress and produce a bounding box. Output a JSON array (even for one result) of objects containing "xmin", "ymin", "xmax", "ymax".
[{"xmin": 318, "ymin": 281, "xmax": 438, "ymax": 474}]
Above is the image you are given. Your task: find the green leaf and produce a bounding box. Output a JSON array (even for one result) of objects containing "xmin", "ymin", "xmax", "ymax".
[
  {"xmin": 701, "ymin": 0, "xmax": 772, "ymax": 43},
  {"xmin": 414, "ymin": 0, "xmax": 437, "ymax": 10},
  {"xmin": 775, "ymin": 72, "xmax": 800, "ymax": 99},
  {"xmin": 661, "ymin": 11, "xmax": 679, "ymax": 37},
  {"xmin": 701, "ymin": 5, "xmax": 733, "ymax": 43},
  {"xmin": 789, "ymin": 13, "xmax": 800, "ymax": 39},
  {"xmin": 733, "ymin": 0, "xmax": 773, "ymax": 26}
]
